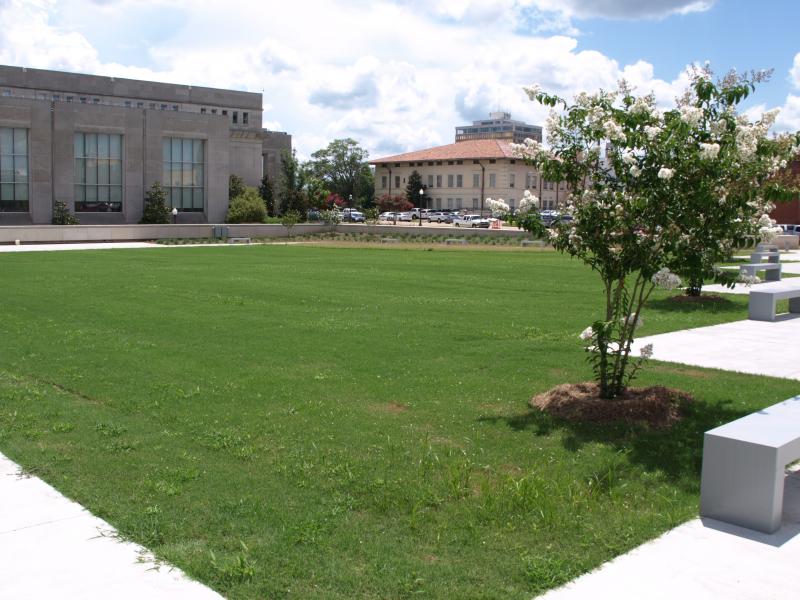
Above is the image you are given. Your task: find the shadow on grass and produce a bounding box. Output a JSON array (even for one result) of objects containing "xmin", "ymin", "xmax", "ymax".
[
  {"xmin": 646, "ymin": 294, "xmax": 741, "ymax": 314},
  {"xmin": 478, "ymin": 397, "xmax": 751, "ymax": 489}
]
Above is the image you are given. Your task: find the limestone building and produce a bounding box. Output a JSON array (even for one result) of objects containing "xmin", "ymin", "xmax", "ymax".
[
  {"xmin": 0, "ymin": 65, "xmax": 289, "ymax": 224},
  {"xmin": 371, "ymin": 139, "xmax": 567, "ymax": 214}
]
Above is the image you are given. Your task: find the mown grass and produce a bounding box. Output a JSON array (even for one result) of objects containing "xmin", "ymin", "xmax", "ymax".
[{"xmin": 0, "ymin": 245, "xmax": 796, "ymax": 599}]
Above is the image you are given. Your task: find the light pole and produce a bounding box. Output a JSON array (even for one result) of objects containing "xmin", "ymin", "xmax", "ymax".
[
  {"xmin": 171, "ymin": 207, "xmax": 178, "ymax": 224},
  {"xmin": 418, "ymin": 187, "xmax": 424, "ymax": 227}
]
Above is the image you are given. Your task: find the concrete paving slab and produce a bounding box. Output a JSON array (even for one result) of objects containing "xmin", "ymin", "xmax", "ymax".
[
  {"xmin": 0, "ymin": 241, "xmax": 162, "ymax": 252},
  {"xmin": 537, "ymin": 469, "xmax": 800, "ymax": 599},
  {"xmin": 631, "ymin": 316, "xmax": 800, "ymax": 380},
  {"xmin": 0, "ymin": 453, "xmax": 221, "ymax": 599}
]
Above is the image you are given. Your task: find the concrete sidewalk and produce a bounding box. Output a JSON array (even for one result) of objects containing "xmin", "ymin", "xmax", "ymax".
[
  {"xmin": 630, "ymin": 315, "xmax": 800, "ymax": 380},
  {"xmin": 538, "ymin": 469, "xmax": 800, "ymax": 600},
  {"xmin": 0, "ymin": 453, "xmax": 222, "ymax": 599}
]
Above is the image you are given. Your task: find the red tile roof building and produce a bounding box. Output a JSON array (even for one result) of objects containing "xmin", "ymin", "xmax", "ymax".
[{"xmin": 371, "ymin": 140, "xmax": 566, "ymax": 213}]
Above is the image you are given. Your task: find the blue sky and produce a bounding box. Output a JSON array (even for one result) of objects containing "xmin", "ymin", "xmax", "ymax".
[{"xmin": 2, "ymin": 0, "xmax": 799, "ymax": 159}]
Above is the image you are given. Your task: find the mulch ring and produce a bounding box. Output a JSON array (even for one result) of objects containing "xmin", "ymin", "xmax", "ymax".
[{"xmin": 530, "ymin": 382, "xmax": 693, "ymax": 429}]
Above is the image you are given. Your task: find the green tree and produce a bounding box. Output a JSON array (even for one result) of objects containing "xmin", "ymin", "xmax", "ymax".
[
  {"xmin": 52, "ymin": 200, "xmax": 79, "ymax": 225},
  {"xmin": 227, "ymin": 187, "xmax": 266, "ymax": 223},
  {"xmin": 405, "ymin": 170, "xmax": 429, "ymax": 208},
  {"xmin": 140, "ymin": 182, "xmax": 170, "ymax": 224},
  {"xmin": 307, "ymin": 138, "xmax": 374, "ymax": 206},
  {"xmin": 229, "ymin": 174, "xmax": 246, "ymax": 201},
  {"xmin": 277, "ymin": 150, "xmax": 307, "ymax": 216},
  {"xmin": 259, "ymin": 174, "xmax": 276, "ymax": 217},
  {"xmin": 516, "ymin": 72, "xmax": 799, "ymax": 399}
]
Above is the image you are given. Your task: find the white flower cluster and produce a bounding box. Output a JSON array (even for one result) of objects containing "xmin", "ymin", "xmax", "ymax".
[
  {"xmin": 657, "ymin": 167, "xmax": 674, "ymax": 180},
  {"xmin": 485, "ymin": 197, "xmax": 510, "ymax": 215},
  {"xmin": 644, "ymin": 125, "xmax": 662, "ymax": 140},
  {"xmin": 518, "ymin": 189, "xmax": 540, "ymax": 213},
  {"xmin": 738, "ymin": 274, "xmax": 761, "ymax": 286},
  {"xmin": 579, "ymin": 326, "xmax": 594, "ymax": 341},
  {"xmin": 679, "ymin": 105, "xmax": 704, "ymax": 127},
  {"xmin": 620, "ymin": 151, "xmax": 637, "ymax": 166},
  {"xmin": 699, "ymin": 142, "xmax": 720, "ymax": 160},
  {"xmin": 757, "ymin": 213, "xmax": 783, "ymax": 242},
  {"xmin": 639, "ymin": 343, "xmax": 654, "ymax": 359},
  {"xmin": 629, "ymin": 165, "xmax": 642, "ymax": 177},
  {"xmin": 651, "ymin": 267, "xmax": 682, "ymax": 290},
  {"xmin": 630, "ymin": 97, "xmax": 657, "ymax": 118},
  {"xmin": 510, "ymin": 137, "xmax": 549, "ymax": 161},
  {"xmin": 620, "ymin": 313, "xmax": 643, "ymax": 329},
  {"xmin": 603, "ymin": 119, "xmax": 627, "ymax": 143},
  {"xmin": 523, "ymin": 84, "xmax": 542, "ymax": 100}
]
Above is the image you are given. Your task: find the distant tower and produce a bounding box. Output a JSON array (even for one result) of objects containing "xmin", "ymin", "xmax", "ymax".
[{"xmin": 455, "ymin": 112, "xmax": 542, "ymax": 144}]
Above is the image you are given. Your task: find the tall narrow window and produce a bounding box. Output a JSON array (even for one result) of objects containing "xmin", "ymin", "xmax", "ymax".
[
  {"xmin": 381, "ymin": 175, "xmax": 387, "ymax": 188},
  {"xmin": 456, "ymin": 174, "xmax": 463, "ymax": 187},
  {"xmin": 233, "ymin": 111, "xmax": 238, "ymax": 124},
  {"xmin": 162, "ymin": 138, "xmax": 205, "ymax": 212},
  {"xmin": 472, "ymin": 173, "xmax": 480, "ymax": 187},
  {"xmin": 489, "ymin": 173, "xmax": 496, "ymax": 187},
  {"xmin": 509, "ymin": 173, "xmax": 515, "ymax": 188},
  {"xmin": 436, "ymin": 175, "xmax": 442, "ymax": 187},
  {"xmin": 0, "ymin": 128, "xmax": 28, "ymax": 211},
  {"xmin": 74, "ymin": 132, "xmax": 123, "ymax": 212},
  {"xmin": 447, "ymin": 174, "xmax": 454, "ymax": 187},
  {"xmin": 243, "ymin": 112, "xmax": 249, "ymax": 125},
  {"xmin": 427, "ymin": 174, "xmax": 433, "ymax": 187}
]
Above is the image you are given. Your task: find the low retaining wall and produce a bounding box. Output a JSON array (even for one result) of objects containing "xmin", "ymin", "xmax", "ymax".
[{"xmin": 0, "ymin": 222, "xmax": 532, "ymax": 244}]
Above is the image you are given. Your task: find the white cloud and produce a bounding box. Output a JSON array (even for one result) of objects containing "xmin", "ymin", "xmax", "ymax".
[{"xmin": 0, "ymin": 0, "xmax": 729, "ymax": 161}]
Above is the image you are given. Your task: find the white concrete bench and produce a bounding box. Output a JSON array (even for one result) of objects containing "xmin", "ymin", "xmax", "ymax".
[
  {"xmin": 748, "ymin": 279, "xmax": 800, "ymax": 321},
  {"xmin": 227, "ymin": 237, "xmax": 251, "ymax": 244},
  {"xmin": 739, "ymin": 262, "xmax": 781, "ymax": 281},
  {"xmin": 700, "ymin": 395, "xmax": 800, "ymax": 533},
  {"xmin": 380, "ymin": 237, "xmax": 399, "ymax": 244},
  {"xmin": 445, "ymin": 238, "xmax": 468, "ymax": 245}
]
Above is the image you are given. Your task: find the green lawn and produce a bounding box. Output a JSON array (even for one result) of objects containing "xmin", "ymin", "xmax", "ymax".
[{"xmin": 0, "ymin": 245, "xmax": 796, "ymax": 599}]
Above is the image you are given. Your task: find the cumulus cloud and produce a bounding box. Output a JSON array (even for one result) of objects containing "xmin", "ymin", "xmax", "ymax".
[{"xmin": 0, "ymin": 0, "xmax": 751, "ymax": 162}]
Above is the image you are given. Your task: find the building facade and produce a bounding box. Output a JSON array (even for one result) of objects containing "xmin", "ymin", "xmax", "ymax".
[
  {"xmin": 0, "ymin": 65, "xmax": 279, "ymax": 224},
  {"xmin": 455, "ymin": 112, "xmax": 542, "ymax": 144},
  {"xmin": 261, "ymin": 130, "xmax": 292, "ymax": 183},
  {"xmin": 371, "ymin": 139, "xmax": 567, "ymax": 214}
]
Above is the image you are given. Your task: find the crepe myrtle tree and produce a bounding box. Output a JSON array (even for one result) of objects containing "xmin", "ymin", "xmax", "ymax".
[{"xmin": 512, "ymin": 71, "xmax": 800, "ymax": 399}]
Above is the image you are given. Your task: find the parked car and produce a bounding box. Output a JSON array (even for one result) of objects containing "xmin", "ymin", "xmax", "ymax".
[
  {"xmin": 778, "ymin": 224, "xmax": 799, "ymax": 235},
  {"xmin": 429, "ymin": 211, "xmax": 453, "ymax": 223},
  {"xmin": 379, "ymin": 211, "xmax": 397, "ymax": 221},
  {"xmin": 307, "ymin": 209, "xmax": 321, "ymax": 221},
  {"xmin": 396, "ymin": 212, "xmax": 413, "ymax": 222},
  {"xmin": 342, "ymin": 210, "xmax": 365, "ymax": 222},
  {"xmin": 453, "ymin": 214, "xmax": 490, "ymax": 228}
]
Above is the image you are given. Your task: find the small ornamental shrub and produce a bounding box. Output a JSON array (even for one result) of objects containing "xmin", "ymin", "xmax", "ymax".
[
  {"xmin": 226, "ymin": 187, "xmax": 266, "ymax": 223},
  {"xmin": 140, "ymin": 182, "xmax": 170, "ymax": 224},
  {"xmin": 52, "ymin": 201, "xmax": 79, "ymax": 225},
  {"xmin": 514, "ymin": 70, "xmax": 800, "ymax": 398},
  {"xmin": 281, "ymin": 210, "xmax": 302, "ymax": 237}
]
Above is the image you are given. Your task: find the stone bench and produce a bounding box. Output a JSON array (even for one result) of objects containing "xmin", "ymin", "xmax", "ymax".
[
  {"xmin": 700, "ymin": 395, "xmax": 800, "ymax": 533},
  {"xmin": 739, "ymin": 262, "xmax": 781, "ymax": 281},
  {"xmin": 748, "ymin": 279, "xmax": 800, "ymax": 321},
  {"xmin": 445, "ymin": 238, "xmax": 468, "ymax": 245},
  {"xmin": 227, "ymin": 237, "xmax": 251, "ymax": 244},
  {"xmin": 380, "ymin": 237, "xmax": 399, "ymax": 244}
]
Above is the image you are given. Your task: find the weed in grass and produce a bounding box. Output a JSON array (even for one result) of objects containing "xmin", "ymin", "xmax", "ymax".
[
  {"xmin": 51, "ymin": 422, "xmax": 75, "ymax": 433},
  {"xmin": 209, "ymin": 542, "xmax": 257, "ymax": 587}
]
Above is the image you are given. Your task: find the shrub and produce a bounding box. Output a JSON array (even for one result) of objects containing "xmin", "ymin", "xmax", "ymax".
[
  {"xmin": 140, "ymin": 182, "xmax": 170, "ymax": 224},
  {"xmin": 52, "ymin": 200, "xmax": 79, "ymax": 225},
  {"xmin": 226, "ymin": 187, "xmax": 266, "ymax": 223},
  {"xmin": 281, "ymin": 210, "xmax": 302, "ymax": 237}
]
